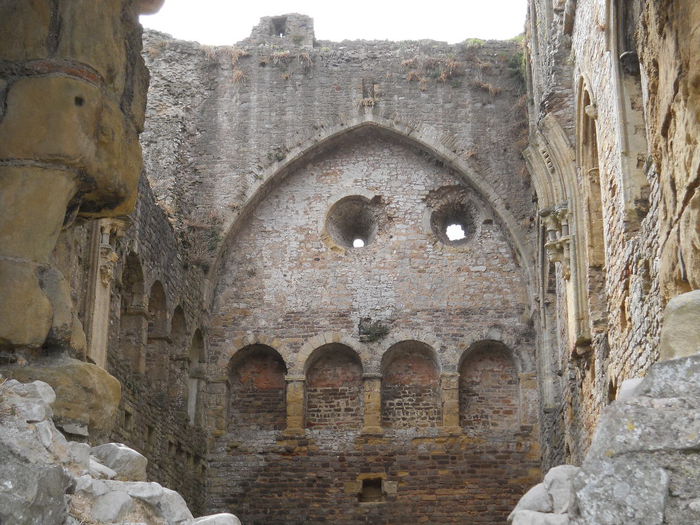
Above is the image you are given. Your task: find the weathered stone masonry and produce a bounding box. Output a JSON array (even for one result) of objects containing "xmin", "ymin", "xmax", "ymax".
[{"xmin": 2, "ymin": 3, "xmax": 699, "ymax": 525}]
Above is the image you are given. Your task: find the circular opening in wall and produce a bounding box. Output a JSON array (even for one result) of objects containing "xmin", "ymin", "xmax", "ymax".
[
  {"xmin": 430, "ymin": 201, "xmax": 476, "ymax": 246},
  {"xmin": 325, "ymin": 195, "xmax": 381, "ymax": 249},
  {"xmin": 446, "ymin": 223, "xmax": 466, "ymax": 241}
]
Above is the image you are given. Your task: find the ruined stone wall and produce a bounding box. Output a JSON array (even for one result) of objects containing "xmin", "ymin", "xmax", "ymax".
[
  {"xmin": 135, "ymin": 18, "xmax": 540, "ymax": 521},
  {"xmin": 525, "ymin": 0, "xmax": 700, "ymax": 466},
  {"xmin": 104, "ymin": 177, "xmax": 209, "ymax": 513},
  {"xmin": 203, "ymin": 127, "xmax": 539, "ymax": 521},
  {"xmin": 139, "ymin": 24, "xmax": 534, "ymax": 279}
]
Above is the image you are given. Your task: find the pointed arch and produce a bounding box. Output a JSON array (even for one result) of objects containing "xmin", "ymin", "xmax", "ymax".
[{"xmin": 205, "ymin": 117, "xmax": 535, "ymax": 308}]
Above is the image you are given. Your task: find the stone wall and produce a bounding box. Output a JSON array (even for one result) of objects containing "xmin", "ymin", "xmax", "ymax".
[
  {"xmin": 193, "ymin": 50, "xmax": 540, "ymax": 517},
  {"xmin": 214, "ymin": 432, "xmax": 540, "ymax": 525},
  {"xmin": 522, "ymin": 0, "xmax": 700, "ymax": 469}
]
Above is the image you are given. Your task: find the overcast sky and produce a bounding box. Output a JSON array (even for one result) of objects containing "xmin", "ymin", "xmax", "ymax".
[{"xmin": 140, "ymin": 0, "xmax": 528, "ymax": 46}]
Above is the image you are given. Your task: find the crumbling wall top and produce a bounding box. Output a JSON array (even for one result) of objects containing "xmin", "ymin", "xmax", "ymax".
[{"xmin": 248, "ymin": 13, "xmax": 315, "ymax": 47}]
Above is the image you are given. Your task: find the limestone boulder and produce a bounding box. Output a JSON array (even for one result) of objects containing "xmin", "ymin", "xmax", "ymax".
[
  {"xmin": 1, "ymin": 357, "xmax": 121, "ymax": 442},
  {"xmin": 91, "ymin": 443, "xmax": 148, "ymax": 481},
  {"xmin": 88, "ymin": 457, "xmax": 117, "ymax": 480},
  {"xmin": 508, "ymin": 483, "xmax": 553, "ymax": 520},
  {"xmin": 659, "ymin": 290, "xmax": 700, "ymax": 361},
  {"xmin": 574, "ymin": 459, "xmax": 669, "ymax": 525},
  {"xmin": 156, "ymin": 487, "xmax": 194, "ymax": 524},
  {"xmin": 543, "ymin": 465, "xmax": 579, "ymax": 514},
  {"xmin": 617, "ymin": 377, "xmax": 643, "ymax": 400},
  {"xmin": 586, "ymin": 396, "xmax": 700, "ymax": 459},
  {"xmin": 2, "ymin": 379, "xmax": 56, "ymax": 423},
  {"xmin": 635, "ymin": 352, "xmax": 700, "ymax": 402},
  {"xmin": 0, "ymin": 448, "xmax": 71, "ymax": 525},
  {"xmin": 193, "ymin": 513, "xmax": 243, "ymax": 525},
  {"xmin": 510, "ymin": 510, "xmax": 569, "ymax": 525},
  {"xmin": 90, "ymin": 490, "xmax": 134, "ymax": 523}
]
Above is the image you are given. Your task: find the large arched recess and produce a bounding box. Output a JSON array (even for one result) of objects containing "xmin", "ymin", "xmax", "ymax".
[{"xmin": 204, "ymin": 117, "xmax": 535, "ymax": 308}]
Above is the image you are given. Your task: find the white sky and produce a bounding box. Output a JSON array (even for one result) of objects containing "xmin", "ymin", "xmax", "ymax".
[{"xmin": 140, "ymin": 0, "xmax": 528, "ymax": 46}]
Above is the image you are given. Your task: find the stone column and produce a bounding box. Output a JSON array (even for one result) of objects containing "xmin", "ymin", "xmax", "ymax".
[
  {"xmin": 0, "ymin": 0, "xmax": 160, "ymax": 355},
  {"xmin": 0, "ymin": 0, "xmax": 164, "ymax": 441},
  {"xmin": 207, "ymin": 378, "xmax": 229, "ymax": 439},
  {"xmin": 361, "ymin": 373, "xmax": 383, "ymax": 435},
  {"xmin": 84, "ymin": 218, "xmax": 126, "ymax": 368},
  {"xmin": 441, "ymin": 372, "xmax": 461, "ymax": 434},
  {"xmin": 284, "ymin": 375, "xmax": 306, "ymax": 437}
]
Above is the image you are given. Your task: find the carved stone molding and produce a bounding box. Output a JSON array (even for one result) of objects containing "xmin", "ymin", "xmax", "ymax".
[{"xmin": 541, "ymin": 204, "xmax": 572, "ymax": 278}]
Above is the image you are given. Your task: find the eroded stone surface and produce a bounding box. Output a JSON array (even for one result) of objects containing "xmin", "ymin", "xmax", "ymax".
[{"xmin": 659, "ymin": 290, "xmax": 700, "ymax": 361}]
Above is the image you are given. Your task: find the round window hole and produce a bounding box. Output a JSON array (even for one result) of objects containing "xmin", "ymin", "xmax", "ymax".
[
  {"xmin": 325, "ymin": 195, "xmax": 382, "ymax": 249},
  {"xmin": 430, "ymin": 200, "xmax": 476, "ymax": 246},
  {"xmin": 445, "ymin": 223, "xmax": 466, "ymax": 242}
]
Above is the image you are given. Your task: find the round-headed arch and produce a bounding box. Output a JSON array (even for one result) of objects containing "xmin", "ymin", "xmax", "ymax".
[
  {"xmin": 227, "ymin": 344, "xmax": 288, "ymax": 431},
  {"xmin": 205, "ymin": 116, "xmax": 535, "ymax": 309},
  {"xmin": 303, "ymin": 342, "xmax": 363, "ymax": 376},
  {"xmin": 380, "ymin": 339, "xmax": 441, "ymax": 376}
]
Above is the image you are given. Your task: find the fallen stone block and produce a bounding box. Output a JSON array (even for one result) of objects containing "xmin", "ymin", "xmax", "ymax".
[
  {"xmin": 510, "ymin": 509, "xmax": 569, "ymax": 525},
  {"xmin": 91, "ymin": 442, "xmax": 148, "ymax": 481}
]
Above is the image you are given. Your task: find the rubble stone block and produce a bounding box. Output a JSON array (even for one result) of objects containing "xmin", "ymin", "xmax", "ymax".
[
  {"xmin": 1, "ymin": 358, "xmax": 121, "ymax": 442},
  {"xmin": 91, "ymin": 443, "xmax": 148, "ymax": 481}
]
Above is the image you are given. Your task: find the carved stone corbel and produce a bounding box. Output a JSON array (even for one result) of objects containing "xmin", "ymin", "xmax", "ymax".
[{"xmin": 541, "ymin": 204, "xmax": 572, "ymax": 278}]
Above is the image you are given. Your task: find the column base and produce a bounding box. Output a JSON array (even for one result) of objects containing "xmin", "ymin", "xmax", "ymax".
[
  {"xmin": 361, "ymin": 426, "xmax": 384, "ymax": 436},
  {"xmin": 440, "ymin": 426, "xmax": 462, "ymax": 436},
  {"xmin": 281, "ymin": 427, "xmax": 306, "ymax": 438}
]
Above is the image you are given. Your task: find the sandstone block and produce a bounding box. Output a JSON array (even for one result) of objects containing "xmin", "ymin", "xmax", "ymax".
[
  {"xmin": 0, "ymin": 166, "xmax": 78, "ymax": 261},
  {"xmin": 0, "ymin": 77, "xmax": 141, "ymax": 217},
  {"xmin": 0, "ymin": 0, "xmax": 51, "ymax": 61},
  {"xmin": 659, "ymin": 290, "xmax": 700, "ymax": 361},
  {"xmin": 1, "ymin": 358, "xmax": 121, "ymax": 442},
  {"xmin": 57, "ymin": 0, "xmax": 126, "ymax": 94},
  {"xmin": 40, "ymin": 266, "xmax": 81, "ymax": 350},
  {"xmin": 137, "ymin": 0, "xmax": 166, "ymax": 15},
  {"xmin": 91, "ymin": 443, "xmax": 148, "ymax": 481},
  {"xmin": 678, "ymin": 189, "xmax": 700, "ymax": 290},
  {"xmin": 0, "ymin": 260, "xmax": 52, "ymax": 348}
]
